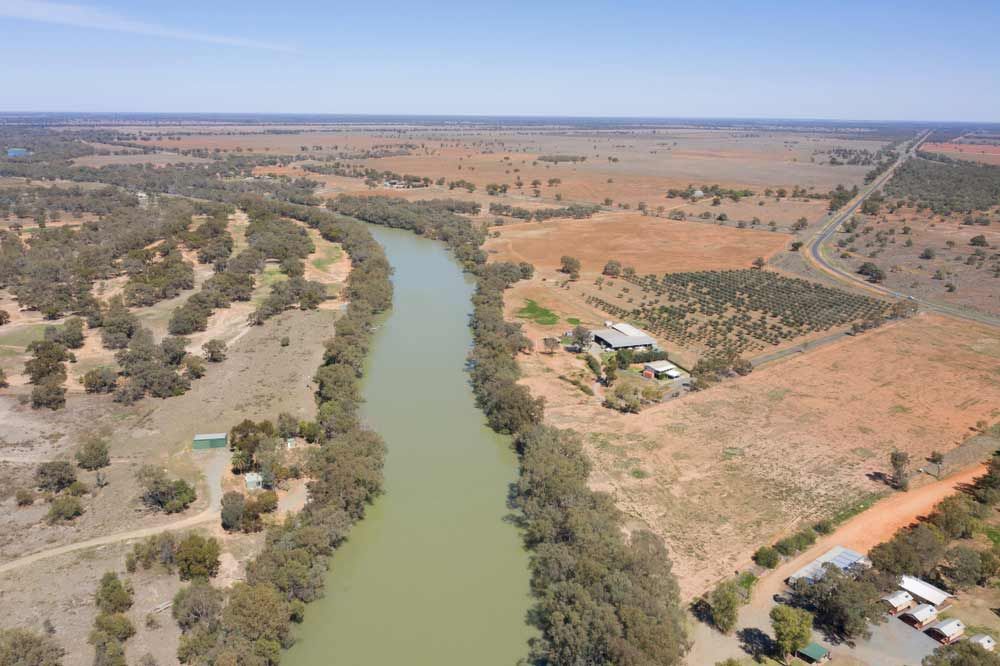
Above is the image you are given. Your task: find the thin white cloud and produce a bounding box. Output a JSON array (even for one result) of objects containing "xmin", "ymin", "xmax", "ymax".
[{"xmin": 0, "ymin": 0, "xmax": 295, "ymax": 52}]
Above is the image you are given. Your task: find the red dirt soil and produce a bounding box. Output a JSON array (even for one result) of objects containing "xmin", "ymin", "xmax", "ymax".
[{"xmin": 484, "ymin": 212, "xmax": 789, "ymax": 274}]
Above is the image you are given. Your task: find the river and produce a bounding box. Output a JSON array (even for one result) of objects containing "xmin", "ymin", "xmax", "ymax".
[{"xmin": 284, "ymin": 225, "xmax": 534, "ymax": 664}]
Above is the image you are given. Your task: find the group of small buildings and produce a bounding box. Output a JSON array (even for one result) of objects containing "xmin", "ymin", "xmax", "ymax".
[{"xmin": 783, "ymin": 548, "xmax": 996, "ymax": 657}]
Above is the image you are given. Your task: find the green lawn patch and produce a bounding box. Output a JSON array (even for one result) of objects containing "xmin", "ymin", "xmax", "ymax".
[
  {"xmin": 0, "ymin": 323, "xmax": 47, "ymax": 349},
  {"xmin": 517, "ymin": 299, "xmax": 559, "ymax": 326},
  {"xmin": 311, "ymin": 244, "xmax": 342, "ymax": 272},
  {"xmin": 567, "ymin": 317, "xmax": 581, "ymax": 325}
]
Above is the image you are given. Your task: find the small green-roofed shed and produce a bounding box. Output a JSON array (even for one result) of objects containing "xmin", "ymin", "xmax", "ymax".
[
  {"xmin": 797, "ymin": 642, "xmax": 830, "ymax": 663},
  {"xmin": 193, "ymin": 433, "xmax": 227, "ymax": 450}
]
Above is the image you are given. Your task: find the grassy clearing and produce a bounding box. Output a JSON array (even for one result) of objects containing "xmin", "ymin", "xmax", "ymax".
[
  {"xmin": 0, "ymin": 324, "xmax": 47, "ymax": 349},
  {"xmin": 517, "ymin": 299, "xmax": 559, "ymax": 325},
  {"xmin": 311, "ymin": 243, "xmax": 343, "ymax": 272}
]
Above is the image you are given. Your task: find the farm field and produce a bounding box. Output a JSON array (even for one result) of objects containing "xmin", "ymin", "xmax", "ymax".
[
  {"xmin": 484, "ymin": 211, "xmax": 790, "ymax": 274},
  {"xmin": 510, "ymin": 312, "xmax": 1000, "ymax": 596},
  {"xmin": 923, "ymin": 141, "xmax": 1000, "ymax": 165}
]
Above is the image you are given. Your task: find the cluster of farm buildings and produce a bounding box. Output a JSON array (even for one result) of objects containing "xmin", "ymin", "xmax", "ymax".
[{"xmin": 788, "ymin": 546, "xmax": 996, "ymax": 658}]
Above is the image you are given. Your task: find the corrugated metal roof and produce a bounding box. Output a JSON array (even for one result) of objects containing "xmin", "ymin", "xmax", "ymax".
[
  {"xmin": 903, "ymin": 604, "xmax": 938, "ymax": 623},
  {"xmin": 798, "ymin": 642, "xmax": 829, "ymax": 660},
  {"xmin": 787, "ymin": 546, "xmax": 870, "ymax": 583},
  {"xmin": 644, "ymin": 361, "xmax": 676, "ymax": 372},
  {"xmin": 882, "ymin": 590, "xmax": 913, "ymax": 606},
  {"xmin": 970, "ymin": 634, "xmax": 996, "ymax": 650},
  {"xmin": 194, "ymin": 433, "xmax": 227, "ymax": 440},
  {"xmin": 592, "ymin": 328, "xmax": 655, "ymax": 349},
  {"xmin": 929, "ymin": 618, "xmax": 964, "ymax": 637},
  {"xmin": 611, "ymin": 322, "xmax": 649, "ymax": 338},
  {"xmin": 900, "ymin": 575, "xmax": 951, "ymax": 606}
]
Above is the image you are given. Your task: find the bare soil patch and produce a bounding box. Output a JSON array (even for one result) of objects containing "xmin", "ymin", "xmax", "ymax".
[
  {"xmin": 484, "ymin": 211, "xmax": 788, "ymax": 274},
  {"xmin": 514, "ymin": 312, "xmax": 1000, "ymax": 597}
]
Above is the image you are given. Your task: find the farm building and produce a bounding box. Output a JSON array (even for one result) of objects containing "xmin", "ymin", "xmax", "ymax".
[
  {"xmin": 926, "ymin": 618, "xmax": 964, "ymax": 644},
  {"xmin": 643, "ymin": 360, "xmax": 681, "ymax": 379},
  {"xmin": 881, "ymin": 590, "xmax": 914, "ymax": 615},
  {"xmin": 901, "ymin": 604, "xmax": 939, "ymax": 629},
  {"xmin": 592, "ymin": 322, "xmax": 656, "ymax": 350},
  {"xmin": 245, "ymin": 472, "xmax": 263, "ymax": 491},
  {"xmin": 786, "ymin": 546, "xmax": 871, "ymax": 584},
  {"xmin": 970, "ymin": 634, "xmax": 997, "ymax": 652},
  {"xmin": 192, "ymin": 433, "xmax": 227, "ymax": 450},
  {"xmin": 899, "ymin": 575, "xmax": 952, "ymax": 607},
  {"xmin": 6, "ymin": 148, "xmax": 28, "ymax": 158},
  {"xmin": 796, "ymin": 642, "xmax": 830, "ymax": 664}
]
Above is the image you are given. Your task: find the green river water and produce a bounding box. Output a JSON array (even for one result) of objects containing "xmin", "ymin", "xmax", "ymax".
[{"xmin": 284, "ymin": 225, "xmax": 534, "ymax": 664}]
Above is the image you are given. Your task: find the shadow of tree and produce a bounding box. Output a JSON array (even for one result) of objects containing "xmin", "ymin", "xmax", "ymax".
[{"xmin": 737, "ymin": 626, "xmax": 776, "ymax": 661}]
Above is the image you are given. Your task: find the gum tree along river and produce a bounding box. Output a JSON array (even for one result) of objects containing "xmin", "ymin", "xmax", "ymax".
[{"xmin": 285, "ymin": 225, "xmax": 534, "ymax": 663}]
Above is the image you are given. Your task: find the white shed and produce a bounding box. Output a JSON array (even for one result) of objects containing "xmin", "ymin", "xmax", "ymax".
[
  {"xmin": 881, "ymin": 590, "xmax": 914, "ymax": 614},
  {"xmin": 901, "ymin": 604, "xmax": 938, "ymax": 628},
  {"xmin": 245, "ymin": 472, "xmax": 263, "ymax": 491},
  {"xmin": 926, "ymin": 618, "xmax": 965, "ymax": 644},
  {"xmin": 970, "ymin": 634, "xmax": 997, "ymax": 652}
]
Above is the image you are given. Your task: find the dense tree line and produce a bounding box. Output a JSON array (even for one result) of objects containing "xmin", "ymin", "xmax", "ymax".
[
  {"xmin": 176, "ymin": 199, "xmax": 391, "ymax": 664},
  {"xmin": 337, "ymin": 194, "xmax": 690, "ymax": 664},
  {"xmin": 886, "ymin": 153, "xmax": 1000, "ymax": 214}
]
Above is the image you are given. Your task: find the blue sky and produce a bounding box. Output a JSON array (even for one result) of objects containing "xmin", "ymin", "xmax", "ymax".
[{"xmin": 1, "ymin": 0, "xmax": 998, "ymax": 121}]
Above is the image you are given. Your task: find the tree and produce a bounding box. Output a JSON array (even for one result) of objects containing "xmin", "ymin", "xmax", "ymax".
[
  {"xmin": 542, "ymin": 337, "xmax": 560, "ymax": 354},
  {"xmin": 83, "ymin": 367, "xmax": 118, "ymax": 393},
  {"xmin": 923, "ymin": 641, "xmax": 1000, "ymax": 665},
  {"xmin": 175, "ymin": 534, "xmax": 221, "ymax": 581},
  {"xmin": 135, "ymin": 466, "xmax": 196, "ymax": 513},
  {"xmin": 172, "ymin": 581, "xmax": 222, "ymax": 632},
  {"xmin": 35, "ymin": 461, "xmax": 76, "ymax": 492},
  {"xmin": 0, "ymin": 368, "xmax": 7, "ymax": 388},
  {"xmin": 709, "ymin": 580, "xmax": 742, "ymax": 633},
  {"xmin": 890, "ymin": 449, "xmax": 910, "ymax": 490},
  {"xmin": 570, "ymin": 325, "xmax": 591, "ymax": 350},
  {"xmin": 221, "ymin": 491, "xmax": 246, "ymax": 531},
  {"xmin": 752, "ymin": 257, "xmax": 766, "ymax": 269},
  {"xmin": 559, "ymin": 255, "xmax": 581, "ymax": 280},
  {"xmin": 603, "ymin": 260, "xmax": 622, "ymax": 276},
  {"xmin": 95, "ymin": 572, "xmax": 133, "ymax": 614},
  {"xmin": 0, "ymin": 310, "xmax": 9, "ymax": 326},
  {"xmin": 970, "ymin": 234, "xmax": 988, "ymax": 247},
  {"xmin": 770, "ymin": 604, "xmax": 812, "ymax": 663},
  {"xmin": 202, "ymin": 339, "xmax": 227, "ymax": 362},
  {"xmin": 76, "ymin": 436, "xmax": 110, "ymax": 470},
  {"xmin": 220, "ymin": 583, "xmax": 291, "ymax": 646},
  {"xmin": 0, "ymin": 627, "xmax": 65, "ymax": 666}
]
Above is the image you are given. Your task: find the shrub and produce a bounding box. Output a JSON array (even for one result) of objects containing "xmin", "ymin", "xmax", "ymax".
[
  {"xmin": 93, "ymin": 613, "xmax": 135, "ymax": 642},
  {"xmin": 35, "ymin": 461, "xmax": 76, "ymax": 492},
  {"xmin": 95, "ymin": 572, "xmax": 133, "ymax": 614},
  {"xmin": 0, "ymin": 627, "xmax": 65, "ymax": 665},
  {"xmin": 15, "ymin": 488, "xmax": 34, "ymax": 506},
  {"xmin": 202, "ymin": 339, "xmax": 227, "ymax": 362},
  {"xmin": 76, "ymin": 436, "xmax": 111, "ymax": 470},
  {"xmin": 753, "ymin": 546, "xmax": 780, "ymax": 568},
  {"xmin": 175, "ymin": 534, "xmax": 221, "ymax": 581}
]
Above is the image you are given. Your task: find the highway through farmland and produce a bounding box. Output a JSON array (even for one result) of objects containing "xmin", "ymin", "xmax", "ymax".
[{"xmin": 803, "ymin": 130, "xmax": 1000, "ymax": 329}]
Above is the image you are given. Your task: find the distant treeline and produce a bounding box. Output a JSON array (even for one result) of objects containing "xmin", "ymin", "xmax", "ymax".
[
  {"xmin": 886, "ymin": 153, "xmax": 1000, "ymax": 214},
  {"xmin": 489, "ymin": 202, "xmax": 600, "ymax": 222},
  {"xmin": 327, "ymin": 194, "xmax": 690, "ymax": 664},
  {"xmin": 537, "ymin": 154, "xmax": 587, "ymax": 163}
]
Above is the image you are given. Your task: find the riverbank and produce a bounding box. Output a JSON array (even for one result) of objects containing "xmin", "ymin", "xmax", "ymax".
[{"xmin": 284, "ymin": 225, "xmax": 534, "ymax": 664}]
